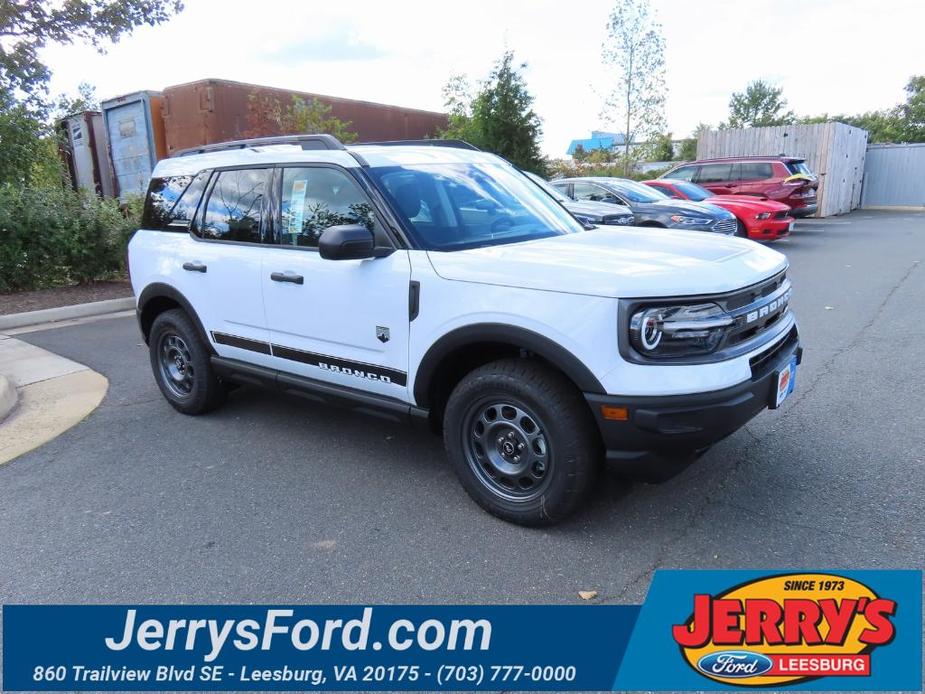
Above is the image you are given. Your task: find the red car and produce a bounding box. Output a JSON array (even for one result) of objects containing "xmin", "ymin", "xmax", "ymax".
[
  {"xmin": 644, "ymin": 178, "xmax": 794, "ymax": 240},
  {"xmin": 660, "ymin": 156, "xmax": 818, "ymax": 217}
]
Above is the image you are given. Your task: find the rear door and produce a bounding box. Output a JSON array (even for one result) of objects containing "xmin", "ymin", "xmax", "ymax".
[
  {"xmin": 175, "ymin": 167, "xmax": 275, "ymax": 369},
  {"xmin": 694, "ymin": 163, "xmax": 734, "ymax": 194},
  {"xmin": 261, "ymin": 165, "xmax": 412, "ymax": 401}
]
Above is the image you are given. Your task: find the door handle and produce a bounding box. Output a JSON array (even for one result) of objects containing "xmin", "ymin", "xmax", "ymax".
[
  {"xmin": 182, "ymin": 262, "xmax": 207, "ymax": 273},
  {"xmin": 270, "ymin": 271, "xmax": 304, "ymax": 285}
]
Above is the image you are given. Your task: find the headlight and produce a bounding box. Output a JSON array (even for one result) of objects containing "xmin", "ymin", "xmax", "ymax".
[
  {"xmin": 603, "ymin": 215, "xmax": 634, "ymax": 226},
  {"xmin": 755, "ymin": 212, "xmax": 771, "ymax": 220},
  {"xmin": 669, "ymin": 215, "xmax": 712, "ymax": 226},
  {"xmin": 629, "ymin": 303, "xmax": 734, "ymax": 358}
]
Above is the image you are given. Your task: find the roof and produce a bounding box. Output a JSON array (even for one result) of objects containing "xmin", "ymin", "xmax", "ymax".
[
  {"xmin": 691, "ymin": 155, "xmax": 806, "ymax": 164},
  {"xmin": 152, "ymin": 142, "xmax": 501, "ymax": 178},
  {"xmin": 566, "ymin": 133, "xmax": 628, "ymax": 156}
]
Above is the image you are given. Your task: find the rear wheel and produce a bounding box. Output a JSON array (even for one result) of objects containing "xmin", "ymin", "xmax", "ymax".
[
  {"xmin": 735, "ymin": 219, "xmax": 749, "ymax": 237},
  {"xmin": 149, "ymin": 309, "xmax": 226, "ymax": 415},
  {"xmin": 443, "ymin": 359, "xmax": 600, "ymax": 526}
]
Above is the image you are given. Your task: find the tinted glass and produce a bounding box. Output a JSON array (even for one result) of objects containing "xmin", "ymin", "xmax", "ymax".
[
  {"xmin": 669, "ymin": 166, "xmax": 697, "ymax": 182},
  {"xmin": 367, "ymin": 163, "xmax": 584, "ymax": 251},
  {"xmin": 142, "ymin": 173, "xmax": 208, "ymax": 231},
  {"xmin": 737, "ymin": 162, "xmax": 773, "ymax": 180},
  {"xmin": 524, "ymin": 171, "xmax": 569, "ymax": 203},
  {"xmin": 279, "ymin": 167, "xmax": 377, "ymax": 248},
  {"xmin": 199, "ymin": 169, "xmax": 266, "ymax": 243},
  {"xmin": 696, "ymin": 164, "xmax": 733, "ymax": 183},
  {"xmin": 672, "ymin": 181, "xmax": 714, "ymax": 201},
  {"xmin": 605, "ymin": 180, "xmax": 666, "ymax": 203},
  {"xmin": 785, "ymin": 161, "xmax": 813, "ymax": 176},
  {"xmin": 573, "ymin": 182, "xmax": 614, "ymax": 203}
]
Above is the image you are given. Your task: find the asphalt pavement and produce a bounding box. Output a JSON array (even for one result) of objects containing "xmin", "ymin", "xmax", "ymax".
[{"xmin": 1, "ymin": 210, "xmax": 923, "ymax": 605}]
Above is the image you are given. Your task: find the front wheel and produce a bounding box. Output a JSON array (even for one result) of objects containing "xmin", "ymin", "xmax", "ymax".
[{"xmin": 443, "ymin": 359, "xmax": 600, "ymax": 526}]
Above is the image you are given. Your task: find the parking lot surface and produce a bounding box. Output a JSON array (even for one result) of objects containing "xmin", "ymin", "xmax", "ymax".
[{"xmin": 0, "ymin": 210, "xmax": 923, "ymax": 605}]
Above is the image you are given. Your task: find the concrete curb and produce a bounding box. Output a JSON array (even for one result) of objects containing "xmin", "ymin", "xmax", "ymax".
[
  {"xmin": 0, "ymin": 297, "xmax": 135, "ymax": 331},
  {"xmin": 0, "ymin": 373, "xmax": 17, "ymax": 424}
]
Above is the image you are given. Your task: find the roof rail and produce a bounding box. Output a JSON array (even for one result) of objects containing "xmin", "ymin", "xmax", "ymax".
[
  {"xmin": 356, "ymin": 139, "xmax": 481, "ymax": 151},
  {"xmin": 172, "ymin": 134, "xmax": 345, "ymax": 157}
]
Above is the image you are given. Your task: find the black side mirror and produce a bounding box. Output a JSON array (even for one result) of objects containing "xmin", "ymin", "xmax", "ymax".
[{"xmin": 318, "ymin": 224, "xmax": 376, "ymax": 260}]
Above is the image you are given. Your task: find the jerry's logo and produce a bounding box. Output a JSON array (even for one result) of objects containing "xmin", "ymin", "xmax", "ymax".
[{"xmin": 672, "ymin": 573, "xmax": 897, "ymax": 687}]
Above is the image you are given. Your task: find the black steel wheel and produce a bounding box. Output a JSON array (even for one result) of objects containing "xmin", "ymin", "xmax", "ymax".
[
  {"xmin": 444, "ymin": 358, "xmax": 600, "ymax": 526},
  {"xmin": 148, "ymin": 309, "xmax": 226, "ymax": 415}
]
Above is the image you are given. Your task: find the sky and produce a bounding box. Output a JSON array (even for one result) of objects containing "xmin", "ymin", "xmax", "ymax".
[{"xmin": 40, "ymin": 0, "xmax": 925, "ymax": 157}]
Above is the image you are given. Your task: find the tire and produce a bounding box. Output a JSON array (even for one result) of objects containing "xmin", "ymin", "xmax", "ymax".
[
  {"xmin": 443, "ymin": 358, "xmax": 600, "ymax": 526},
  {"xmin": 148, "ymin": 308, "xmax": 226, "ymax": 415},
  {"xmin": 735, "ymin": 219, "xmax": 749, "ymax": 237}
]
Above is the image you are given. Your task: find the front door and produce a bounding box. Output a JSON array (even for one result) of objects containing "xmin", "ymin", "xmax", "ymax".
[{"xmin": 261, "ymin": 166, "xmax": 412, "ymax": 401}]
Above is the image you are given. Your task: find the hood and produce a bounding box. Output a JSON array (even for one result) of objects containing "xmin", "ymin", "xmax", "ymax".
[
  {"xmin": 563, "ymin": 199, "xmax": 633, "ymax": 219},
  {"xmin": 426, "ymin": 228, "xmax": 787, "ymax": 299},
  {"xmin": 707, "ymin": 195, "xmax": 791, "ymax": 213},
  {"xmin": 645, "ymin": 198, "xmax": 732, "ymax": 219}
]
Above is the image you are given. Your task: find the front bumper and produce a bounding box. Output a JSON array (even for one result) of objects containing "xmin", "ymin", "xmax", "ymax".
[
  {"xmin": 789, "ymin": 203, "xmax": 817, "ymax": 218},
  {"xmin": 585, "ymin": 326, "xmax": 801, "ymax": 479}
]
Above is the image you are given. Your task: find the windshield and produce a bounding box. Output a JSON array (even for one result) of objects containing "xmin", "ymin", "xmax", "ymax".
[
  {"xmin": 671, "ymin": 181, "xmax": 714, "ymax": 201},
  {"xmin": 524, "ymin": 171, "xmax": 569, "ymax": 203},
  {"xmin": 605, "ymin": 179, "xmax": 667, "ymax": 203},
  {"xmin": 368, "ymin": 163, "xmax": 585, "ymax": 251}
]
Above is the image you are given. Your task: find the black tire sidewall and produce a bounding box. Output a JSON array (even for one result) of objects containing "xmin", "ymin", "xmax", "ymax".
[
  {"xmin": 443, "ymin": 361, "xmax": 598, "ymax": 525},
  {"xmin": 149, "ymin": 309, "xmax": 223, "ymax": 415}
]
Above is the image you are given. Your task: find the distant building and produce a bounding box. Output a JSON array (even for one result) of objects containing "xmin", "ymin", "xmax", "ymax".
[{"xmin": 566, "ymin": 131, "xmax": 630, "ymax": 156}]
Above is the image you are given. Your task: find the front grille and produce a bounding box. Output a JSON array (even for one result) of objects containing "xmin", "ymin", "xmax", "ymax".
[
  {"xmin": 712, "ymin": 271, "xmax": 792, "ymax": 350},
  {"xmin": 713, "ymin": 218, "xmax": 736, "ymax": 235},
  {"xmin": 749, "ymin": 326, "xmax": 798, "ymax": 379},
  {"xmin": 774, "ymin": 211, "xmax": 789, "ymax": 220}
]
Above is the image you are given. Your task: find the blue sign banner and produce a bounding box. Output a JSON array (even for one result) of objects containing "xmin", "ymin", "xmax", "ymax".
[{"xmin": 2, "ymin": 570, "xmax": 920, "ymax": 691}]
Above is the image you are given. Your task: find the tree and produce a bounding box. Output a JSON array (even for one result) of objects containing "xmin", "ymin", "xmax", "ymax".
[
  {"xmin": 55, "ymin": 82, "xmax": 100, "ymax": 118},
  {"xmin": 1, "ymin": 1, "xmax": 183, "ymax": 102},
  {"xmin": 724, "ymin": 80, "xmax": 795, "ymax": 129},
  {"xmin": 651, "ymin": 132, "xmax": 674, "ymax": 161},
  {"xmin": 600, "ymin": 0, "xmax": 667, "ymax": 174},
  {"xmin": 440, "ymin": 50, "xmax": 545, "ymax": 173},
  {"xmin": 678, "ymin": 138, "xmax": 696, "ymax": 161},
  {"xmin": 246, "ymin": 94, "xmax": 357, "ymax": 143},
  {"xmin": 571, "ymin": 143, "xmax": 588, "ymax": 162},
  {"xmin": 899, "ymin": 75, "xmax": 925, "ymax": 142}
]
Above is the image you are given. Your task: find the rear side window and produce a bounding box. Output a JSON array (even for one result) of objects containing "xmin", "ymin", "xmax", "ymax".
[
  {"xmin": 196, "ymin": 168, "xmax": 267, "ymax": 243},
  {"xmin": 142, "ymin": 173, "xmax": 208, "ymax": 231},
  {"xmin": 695, "ymin": 164, "xmax": 732, "ymax": 183},
  {"xmin": 736, "ymin": 162, "xmax": 773, "ymax": 180}
]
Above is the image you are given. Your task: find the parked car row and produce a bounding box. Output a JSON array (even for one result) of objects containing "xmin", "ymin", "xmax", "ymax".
[{"xmin": 527, "ymin": 155, "xmax": 817, "ymax": 242}]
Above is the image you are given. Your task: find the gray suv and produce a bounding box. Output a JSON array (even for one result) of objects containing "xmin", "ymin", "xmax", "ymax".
[{"xmin": 553, "ymin": 177, "xmax": 737, "ymax": 234}]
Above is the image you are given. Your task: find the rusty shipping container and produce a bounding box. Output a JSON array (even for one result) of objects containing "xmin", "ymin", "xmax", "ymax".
[
  {"xmin": 101, "ymin": 90, "xmax": 168, "ymax": 198},
  {"xmin": 57, "ymin": 111, "xmax": 115, "ymax": 198},
  {"xmin": 162, "ymin": 78, "xmax": 448, "ymax": 155}
]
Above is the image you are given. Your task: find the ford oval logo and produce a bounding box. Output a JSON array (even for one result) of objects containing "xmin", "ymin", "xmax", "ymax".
[{"xmin": 696, "ymin": 650, "xmax": 774, "ymax": 678}]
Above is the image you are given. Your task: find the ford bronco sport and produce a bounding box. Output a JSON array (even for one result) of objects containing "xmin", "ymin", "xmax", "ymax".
[{"xmin": 130, "ymin": 135, "xmax": 801, "ymax": 526}]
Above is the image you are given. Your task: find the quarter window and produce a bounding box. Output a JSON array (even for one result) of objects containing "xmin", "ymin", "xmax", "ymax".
[
  {"xmin": 278, "ymin": 167, "xmax": 377, "ymax": 248},
  {"xmin": 142, "ymin": 172, "xmax": 209, "ymax": 231},
  {"xmin": 198, "ymin": 169, "xmax": 267, "ymax": 243}
]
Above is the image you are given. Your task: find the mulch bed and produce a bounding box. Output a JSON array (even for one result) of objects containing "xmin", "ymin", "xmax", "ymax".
[{"xmin": 0, "ymin": 280, "xmax": 133, "ymax": 316}]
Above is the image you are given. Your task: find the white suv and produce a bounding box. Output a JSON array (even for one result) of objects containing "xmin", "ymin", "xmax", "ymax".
[{"xmin": 129, "ymin": 135, "xmax": 801, "ymax": 526}]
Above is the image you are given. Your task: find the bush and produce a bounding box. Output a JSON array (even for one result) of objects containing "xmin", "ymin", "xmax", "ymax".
[{"xmin": 0, "ymin": 184, "xmax": 140, "ymax": 293}]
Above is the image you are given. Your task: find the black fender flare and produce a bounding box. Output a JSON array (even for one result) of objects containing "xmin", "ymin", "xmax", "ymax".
[
  {"xmin": 136, "ymin": 283, "xmax": 212, "ymax": 351},
  {"xmin": 413, "ymin": 323, "xmax": 605, "ymax": 406}
]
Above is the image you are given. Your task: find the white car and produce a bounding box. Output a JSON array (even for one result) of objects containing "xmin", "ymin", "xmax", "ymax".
[{"xmin": 129, "ymin": 135, "xmax": 801, "ymax": 526}]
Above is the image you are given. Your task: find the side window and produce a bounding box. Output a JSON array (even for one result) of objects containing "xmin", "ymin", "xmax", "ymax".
[
  {"xmin": 573, "ymin": 182, "xmax": 608, "ymax": 202},
  {"xmin": 279, "ymin": 167, "xmax": 377, "ymax": 248},
  {"xmin": 695, "ymin": 164, "xmax": 732, "ymax": 183},
  {"xmin": 551, "ymin": 182, "xmax": 571, "ymax": 197},
  {"xmin": 197, "ymin": 168, "xmax": 267, "ymax": 243},
  {"xmin": 142, "ymin": 172, "xmax": 208, "ymax": 231},
  {"xmin": 738, "ymin": 162, "xmax": 774, "ymax": 180},
  {"xmin": 669, "ymin": 166, "xmax": 697, "ymax": 182}
]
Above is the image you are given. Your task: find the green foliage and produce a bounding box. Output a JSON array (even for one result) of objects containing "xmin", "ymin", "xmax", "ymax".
[
  {"xmin": 54, "ymin": 82, "xmax": 100, "ymax": 118},
  {"xmin": 246, "ymin": 94, "xmax": 357, "ymax": 143},
  {"xmin": 724, "ymin": 80, "xmax": 795, "ymax": 129},
  {"xmin": 1, "ymin": 0, "xmax": 183, "ymax": 101},
  {"xmin": 601, "ymin": 0, "xmax": 667, "ymax": 174},
  {"xmin": 0, "ymin": 184, "xmax": 140, "ymax": 292},
  {"xmin": 678, "ymin": 138, "xmax": 697, "ymax": 161},
  {"xmin": 440, "ymin": 51, "xmax": 545, "ymax": 174},
  {"xmin": 546, "ymin": 158, "xmax": 670, "ymax": 182},
  {"xmin": 651, "ymin": 132, "xmax": 674, "ymax": 161}
]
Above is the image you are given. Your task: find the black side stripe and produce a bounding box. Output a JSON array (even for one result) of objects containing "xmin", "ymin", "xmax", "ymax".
[
  {"xmin": 211, "ymin": 331, "xmax": 272, "ymax": 354},
  {"xmin": 210, "ymin": 331, "xmax": 407, "ymax": 386}
]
